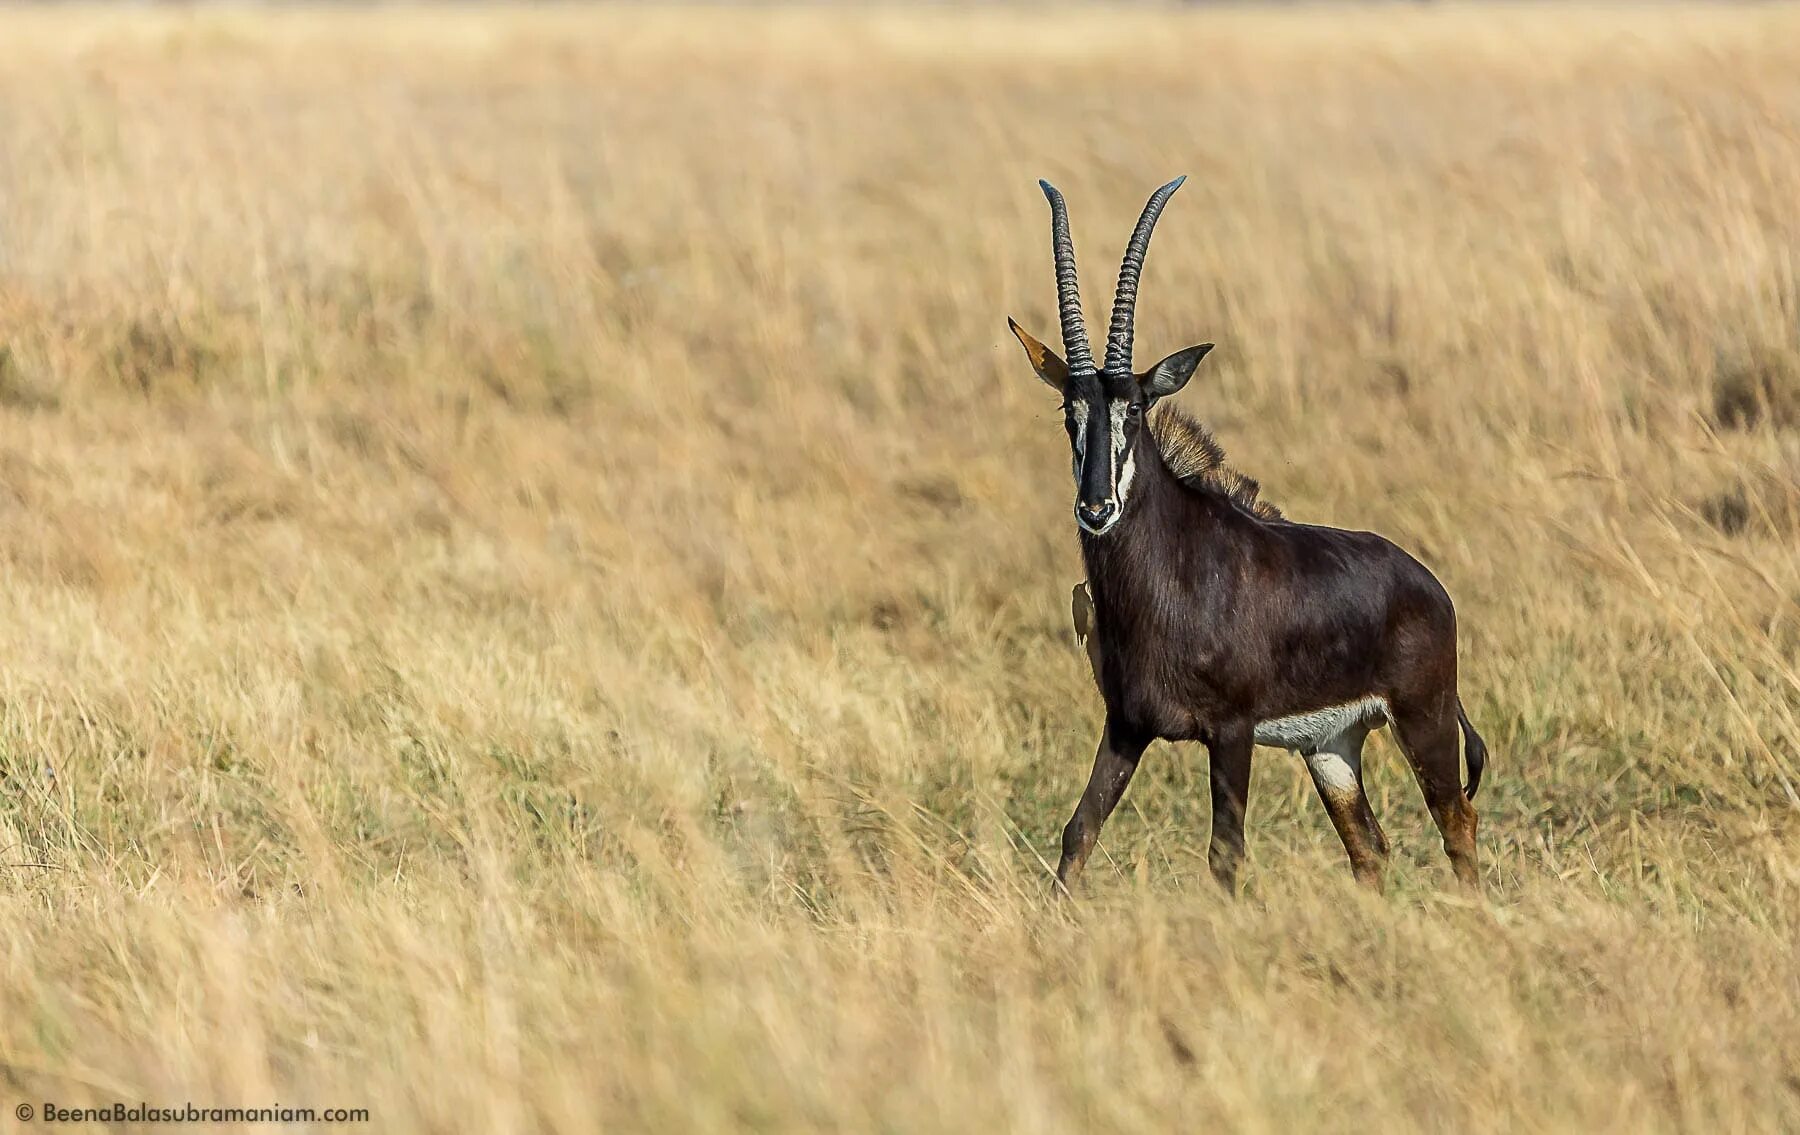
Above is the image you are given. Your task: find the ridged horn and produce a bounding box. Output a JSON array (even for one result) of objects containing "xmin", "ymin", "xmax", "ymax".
[
  {"xmin": 1038, "ymin": 180, "xmax": 1097, "ymax": 375},
  {"xmin": 1102, "ymin": 176, "xmax": 1186, "ymax": 379}
]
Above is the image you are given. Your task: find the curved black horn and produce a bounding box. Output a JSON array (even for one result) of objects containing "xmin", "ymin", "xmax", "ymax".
[
  {"xmin": 1103, "ymin": 176, "xmax": 1186, "ymax": 379},
  {"xmin": 1038, "ymin": 180, "xmax": 1096, "ymax": 374}
]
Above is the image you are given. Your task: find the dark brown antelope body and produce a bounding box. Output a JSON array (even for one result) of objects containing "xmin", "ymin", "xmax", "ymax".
[{"xmin": 1009, "ymin": 178, "xmax": 1486, "ymax": 893}]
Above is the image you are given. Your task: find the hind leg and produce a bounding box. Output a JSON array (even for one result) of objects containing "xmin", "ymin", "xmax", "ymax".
[
  {"xmin": 1393, "ymin": 704, "xmax": 1480, "ymax": 890},
  {"xmin": 1303, "ymin": 727, "xmax": 1390, "ymax": 890}
]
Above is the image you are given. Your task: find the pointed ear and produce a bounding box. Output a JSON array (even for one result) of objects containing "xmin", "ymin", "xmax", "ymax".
[
  {"xmin": 1141, "ymin": 343, "xmax": 1214, "ymax": 399},
  {"xmin": 1007, "ymin": 317, "xmax": 1069, "ymax": 392}
]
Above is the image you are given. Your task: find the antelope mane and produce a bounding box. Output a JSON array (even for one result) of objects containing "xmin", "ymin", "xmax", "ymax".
[{"xmin": 1148, "ymin": 405, "xmax": 1282, "ymax": 521}]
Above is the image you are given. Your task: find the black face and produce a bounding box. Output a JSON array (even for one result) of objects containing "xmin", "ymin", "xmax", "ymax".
[
  {"xmin": 1009, "ymin": 317, "xmax": 1217, "ymax": 537},
  {"xmin": 1063, "ymin": 372, "xmax": 1148, "ymax": 536}
]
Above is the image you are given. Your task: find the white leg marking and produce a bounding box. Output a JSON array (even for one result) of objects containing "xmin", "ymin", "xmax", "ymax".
[{"xmin": 1305, "ymin": 735, "xmax": 1363, "ymax": 792}]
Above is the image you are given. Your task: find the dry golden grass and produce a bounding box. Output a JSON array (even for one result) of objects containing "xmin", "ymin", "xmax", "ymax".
[{"xmin": 1, "ymin": 5, "xmax": 1799, "ymax": 1131}]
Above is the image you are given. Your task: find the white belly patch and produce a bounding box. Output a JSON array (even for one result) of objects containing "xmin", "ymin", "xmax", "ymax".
[{"xmin": 1253, "ymin": 696, "xmax": 1391, "ymax": 753}]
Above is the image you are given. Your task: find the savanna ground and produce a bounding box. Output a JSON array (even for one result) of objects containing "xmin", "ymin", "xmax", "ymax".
[{"xmin": 1, "ymin": 5, "xmax": 1799, "ymax": 1131}]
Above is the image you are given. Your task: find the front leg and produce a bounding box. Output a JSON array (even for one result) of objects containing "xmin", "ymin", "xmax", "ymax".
[
  {"xmin": 1055, "ymin": 717, "xmax": 1150, "ymax": 894},
  {"xmin": 1207, "ymin": 721, "xmax": 1255, "ymax": 894}
]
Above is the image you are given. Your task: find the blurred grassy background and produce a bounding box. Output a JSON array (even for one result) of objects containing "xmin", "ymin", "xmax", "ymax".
[{"xmin": 0, "ymin": 5, "xmax": 1798, "ymax": 1131}]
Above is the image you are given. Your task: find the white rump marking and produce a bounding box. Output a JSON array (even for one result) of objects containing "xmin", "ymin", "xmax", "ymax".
[{"xmin": 1254, "ymin": 696, "xmax": 1390, "ymax": 754}]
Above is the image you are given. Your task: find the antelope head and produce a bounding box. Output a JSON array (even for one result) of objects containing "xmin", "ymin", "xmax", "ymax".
[{"xmin": 1008, "ymin": 178, "xmax": 1213, "ymax": 536}]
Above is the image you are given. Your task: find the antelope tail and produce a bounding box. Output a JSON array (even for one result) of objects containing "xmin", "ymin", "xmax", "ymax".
[{"xmin": 1456, "ymin": 698, "xmax": 1488, "ymax": 799}]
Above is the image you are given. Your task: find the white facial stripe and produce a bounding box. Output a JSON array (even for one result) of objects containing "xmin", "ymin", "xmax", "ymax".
[
  {"xmin": 1108, "ymin": 400, "xmax": 1133, "ymax": 510},
  {"xmin": 1067, "ymin": 400, "xmax": 1089, "ymax": 479},
  {"xmin": 1067, "ymin": 401, "xmax": 1090, "ymax": 441},
  {"xmin": 1107, "ymin": 401, "xmax": 1129, "ymax": 502},
  {"xmin": 1109, "ymin": 400, "xmax": 1130, "ymax": 438}
]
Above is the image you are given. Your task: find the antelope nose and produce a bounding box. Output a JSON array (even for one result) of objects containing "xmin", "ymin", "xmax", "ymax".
[{"xmin": 1076, "ymin": 499, "xmax": 1118, "ymax": 528}]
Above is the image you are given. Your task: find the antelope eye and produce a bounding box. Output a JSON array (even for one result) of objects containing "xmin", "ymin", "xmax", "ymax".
[{"xmin": 1125, "ymin": 402, "xmax": 1145, "ymax": 418}]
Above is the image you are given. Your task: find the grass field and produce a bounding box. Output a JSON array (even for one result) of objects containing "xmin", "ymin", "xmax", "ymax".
[{"xmin": 2, "ymin": 5, "xmax": 1799, "ymax": 1131}]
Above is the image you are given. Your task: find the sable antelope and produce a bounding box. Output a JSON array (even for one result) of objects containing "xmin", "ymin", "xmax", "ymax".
[{"xmin": 1008, "ymin": 177, "xmax": 1486, "ymax": 893}]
